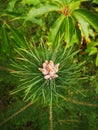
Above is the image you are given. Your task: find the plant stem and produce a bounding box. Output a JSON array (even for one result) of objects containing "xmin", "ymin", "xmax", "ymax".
[
  {"xmin": 58, "ymin": 94, "xmax": 98, "ymax": 107},
  {"xmin": 49, "ymin": 104, "xmax": 53, "ymax": 130},
  {"xmin": 0, "ymin": 101, "xmax": 35, "ymax": 126},
  {"xmin": 49, "ymin": 82, "xmax": 53, "ymax": 130},
  {"xmin": 0, "ymin": 66, "xmax": 15, "ymax": 72}
]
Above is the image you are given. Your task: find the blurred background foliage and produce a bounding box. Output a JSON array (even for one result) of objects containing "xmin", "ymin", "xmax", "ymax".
[{"xmin": 0, "ymin": 0, "xmax": 98, "ymax": 130}]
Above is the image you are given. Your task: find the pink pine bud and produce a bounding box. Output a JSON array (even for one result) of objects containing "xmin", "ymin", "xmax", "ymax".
[
  {"xmin": 39, "ymin": 60, "xmax": 59, "ymax": 80},
  {"xmin": 44, "ymin": 75, "xmax": 50, "ymax": 79}
]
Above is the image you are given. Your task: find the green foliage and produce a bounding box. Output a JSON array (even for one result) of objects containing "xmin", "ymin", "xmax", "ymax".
[
  {"xmin": 0, "ymin": 0, "xmax": 98, "ymax": 130},
  {"xmin": 1, "ymin": 24, "xmax": 12, "ymax": 56},
  {"xmin": 93, "ymin": 0, "xmax": 98, "ymax": 4},
  {"xmin": 26, "ymin": 4, "xmax": 60, "ymax": 19},
  {"xmin": 74, "ymin": 8, "xmax": 98, "ymax": 33},
  {"xmin": 86, "ymin": 42, "xmax": 98, "ymax": 66},
  {"xmin": 1, "ymin": 23, "xmax": 27, "ymax": 57},
  {"xmin": 6, "ymin": 0, "xmax": 18, "ymax": 12},
  {"xmin": 20, "ymin": 0, "xmax": 98, "ymax": 46},
  {"xmin": 10, "ymin": 40, "xmax": 84, "ymax": 104},
  {"xmin": 22, "ymin": 0, "xmax": 40, "ymax": 6},
  {"xmin": 1, "ymin": 0, "xmax": 98, "ymax": 46}
]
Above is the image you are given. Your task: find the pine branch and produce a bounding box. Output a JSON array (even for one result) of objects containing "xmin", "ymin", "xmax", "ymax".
[
  {"xmin": 58, "ymin": 119, "xmax": 81, "ymax": 124},
  {"xmin": 0, "ymin": 66, "xmax": 16, "ymax": 73},
  {"xmin": 0, "ymin": 101, "xmax": 36, "ymax": 126},
  {"xmin": 49, "ymin": 105, "xmax": 53, "ymax": 130},
  {"xmin": 61, "ymin": 96, "xmax": 98, "ymax": 107}
]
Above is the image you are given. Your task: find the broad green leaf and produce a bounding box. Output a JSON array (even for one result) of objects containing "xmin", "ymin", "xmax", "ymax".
[
  {"xmin": 96, "ymin": 53, "xmax": 98, "ymax": 66},
  {"xmin": 52, "ymin": 0, "xmax": 65, "ymax": 7},
  {"xmin": 52, "ymin": 0, "xmax": 68, "ymax": 5},
  {"xmin": 93, "ymin": 0, "xmax": 98, "ymax": 4},
  {"xmin": 27, "ymin": 18, "xmax": 45, "ymax": 29},
  {"xmin": 69, "ymin": 1, "xmax": 80, "ymax": 13},
  {"xmin": 64, "ymin": 16, "xmax": 74, "ymax": 44},
  {"xmin": 86, "ymin": 42, "xmax": 98, "ymax": 55},
  {"xmin": 48, "ymin": 14, "xmax": 65, "ymax": 43},
  {"xmin": 62, "ymin": 0, "xmax": 71, "ymax": 4},
  {"xmin": 63, "ymin": 0, "xmax": 80, "ymax": 5},
  {"xmin": 89, "ymin": 47, "xmax": 97, "ymax": 55},
  {"xmin": 22, "ymin": 0, "xmax": 40, "ymax": 5},
  {"xmin": 74, "ymin": 8, "xmax": 98, "ymax": 32},
  {"xmin": 1, "ymin": 24, "xmax": 11, "ymax": 55},
  {"xmin": 74, "ymin": 13, "xmax": 90, "ymax": 39},
  {"xmin": 6, "ymin": 0, "xmax": 18, "ymax": 12},
  {"xmin": 87, "ymin": 42, "xmax": 98, "ymax": 48},
  {"xmin": 26, "ymin": 4, "xmax": 60, "ymax": 20}
]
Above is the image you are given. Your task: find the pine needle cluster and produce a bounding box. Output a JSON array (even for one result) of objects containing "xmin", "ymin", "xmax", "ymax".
[{"xmin": 11, "ymin": 41, "xmax": 83, "ymax": 106}]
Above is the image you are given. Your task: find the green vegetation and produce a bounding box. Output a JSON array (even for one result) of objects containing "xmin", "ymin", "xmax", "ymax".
[{"xmin": 0, "ymin": 0, "xmax": 98, "ymax": 130}]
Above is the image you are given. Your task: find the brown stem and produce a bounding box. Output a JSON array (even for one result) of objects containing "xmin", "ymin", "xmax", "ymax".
[
  {"xmin": 62, "ymin": 97, "xmax": 98, "ymax": 107},
  {"xmin": 49, "ymin": 105, "xmax": 53, "ymax": 130},
  {"xmin": 0, "ymin": 66, "xmax": 15, "ymax": 72},
  {"xmin": 0, "ymin": 101, "xmax": 35, "ymax": 126}
]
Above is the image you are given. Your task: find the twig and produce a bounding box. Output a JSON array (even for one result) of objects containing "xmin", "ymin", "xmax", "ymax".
[
  {"xmin": 49, "ymin": 82, "xmax": 53, "ymax": 130},
  {"xmin": 49, "ymin": 105, "xmax": 53, "ymax": 130},
  {"xmin": 0, "ymin": 66, "xmax": 15, "ymax": 72},
  {"xmin": 62, "ymin": 96, "xmax": 98, "ymax": 107},
  {"xmin": 58, "ymin": 119, "xmax": 81, "ymax": 124},
  {"xmin": 0, "ymin": 102, "xmax": 34, "ymax": 126}
]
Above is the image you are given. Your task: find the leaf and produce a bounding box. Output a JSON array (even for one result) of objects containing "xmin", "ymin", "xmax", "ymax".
[
  {"xmin": 74, "ymin": 13, "xmax": 90, "ymax": 39},
  {"xmin": 26, "ymin": 4, "xmax": 60, "ymax": 21},
  {"xmin": 75, "ymin": 25, "xmax": 81, "ymax": 44},
  {"xmin": 48, "ymin": 15, "xmax": 65, "ymax": 43},
  {"xmin": 86, "ymin": 42, "xmax": 98, "ymax": 54},
  {"xmin": 52, "ymin": 0, "xmax": 65, "ymax": 7},
  {"xmin": 74, "ymin": 8, "xmax": 98, "ymax": 32},
  {"xmin": 87, "ymin": 42, "xmax": 98, "ymax": 48},
  {"xmin": 92, "ymin": 0, "xmax": 98, "ymax": 4},
  {"xmin": 7, "ymin": 25, "xmax": 27, "ymax": 48},
  {"xmin": 6, "ymin": 0, "xmax": 18, "ymax": 12},
  {"xmin": 1, "ymin": 24, "xmax": 11, "ymax": 55},
  {"xmin": 96, "ymin": 53, "xmax": 98, "ymax": 66},
  {"xmin": 28, "ymin": 18, "xmax": 45, "ymax": 29},
  {"xmin": 64, "ymin": 16, "xmax": 74, "ymax": 44},
  {"xmin": 89, "ymin": 47, "xmax": 97, "ymax": 55},
  {"xmin": 22, "ymin": 0, "xmax": 40, "ymax": 5},
  {"xmin": 69, "ymin": 1, "xmax": 80, "ymax": 13}
]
